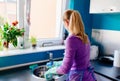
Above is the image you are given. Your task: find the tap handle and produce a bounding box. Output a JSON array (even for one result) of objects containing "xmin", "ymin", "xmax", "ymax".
[{"xmin": 49, "ymin": 52, "xmax": 53, "ymax": 60}]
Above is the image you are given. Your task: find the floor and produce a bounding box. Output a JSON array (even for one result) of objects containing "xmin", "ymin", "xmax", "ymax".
[{"xmin": 0, "ymin": 65, "xmax": 112, "ymax": 81}]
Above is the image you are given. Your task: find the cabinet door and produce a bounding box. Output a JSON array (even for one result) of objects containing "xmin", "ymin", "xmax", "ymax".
[
  {"xmin": 90, "ymin": 0, "xmax": 120, "ymax": 13},
  {"xmin": 95, "ymin": 73, "xmax": 113, "ymax": 81}
]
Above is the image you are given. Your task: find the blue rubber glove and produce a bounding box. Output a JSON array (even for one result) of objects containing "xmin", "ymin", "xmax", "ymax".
[
  {"xmin": 44, "ymin": 67, "xmax": 57, "ymax": 80},
  {"xmin": 46, "ymin": 61, "xmax": 54, "ymax": 69},
  {"xmin": 29, "ymin": 64, "xmax": 38, "ymax": 72}
]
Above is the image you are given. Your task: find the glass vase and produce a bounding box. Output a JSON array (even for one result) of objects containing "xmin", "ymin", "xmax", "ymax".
[{"xmin": 4, "ymin": 41, "xmax": 9, "ymax": 51}]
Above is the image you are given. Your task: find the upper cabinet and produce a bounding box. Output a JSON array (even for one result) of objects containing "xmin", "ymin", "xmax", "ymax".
[{"xmin": 90, "ymin": 0, "xmax": 120, "ymax": 14}]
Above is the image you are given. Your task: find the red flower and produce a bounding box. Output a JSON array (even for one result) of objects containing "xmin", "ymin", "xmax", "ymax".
[
  {"xmin": 22, "ymin": 32, "xmax": 24, "ymax": 36},
  {"xmin": 12, "ymin": 20, "xmax": 18, "ymax": 26},
  {"xmin": 1, "ymin": 21, "xmax": 25, "ymax": 48},
  {"xmin": 3, "ymin": 41, "xmax": 7, "ymax": 46}
]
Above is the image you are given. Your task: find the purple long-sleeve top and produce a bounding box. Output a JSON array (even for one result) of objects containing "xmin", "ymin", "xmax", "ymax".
[{"xmin": 57, "ymin": 34, "xmax": 91, "ymax": 74}]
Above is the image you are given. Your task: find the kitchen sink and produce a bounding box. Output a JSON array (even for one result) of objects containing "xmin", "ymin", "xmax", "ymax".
[{"xmin": 30, "ymin": 65, "xmax": 67, "ymax": 81}]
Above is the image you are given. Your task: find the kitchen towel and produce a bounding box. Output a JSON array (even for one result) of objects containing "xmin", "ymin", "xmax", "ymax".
[
  {"xmin": 90, "ymin": 45, "xmax": 99, "ymax": 60},
  {"xmin": 113, "ymin": 50, "xmax": 120, "ymax": 67}
]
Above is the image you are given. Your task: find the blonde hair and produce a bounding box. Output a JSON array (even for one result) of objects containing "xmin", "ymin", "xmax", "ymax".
[{"xmin": 63, "ymin": 10, "xmax": 88, "ymax": 44}]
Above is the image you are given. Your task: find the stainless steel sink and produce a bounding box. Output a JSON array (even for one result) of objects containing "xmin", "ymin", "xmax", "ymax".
[{"xmin": 31, "ymin": 65, "xmax": 67, "ymax": 81}]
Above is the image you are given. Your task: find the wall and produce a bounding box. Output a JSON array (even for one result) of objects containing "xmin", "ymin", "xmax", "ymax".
[
  {"xmin": 67, "ymin": 0, "xmax": 120, "ymax": 55},
  {"xmin": 73, "ymin": 0, "xmax": 92, "ymax": 40},
  {"xmin": 92, "ymin": 14, "xmax": 120, "ymax": 30},
  {"xmin": 92, "ymin": 14, "xmax": 120, "ymax": 55}
]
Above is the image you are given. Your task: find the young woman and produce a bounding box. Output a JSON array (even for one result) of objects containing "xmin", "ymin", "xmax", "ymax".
[{"xmin": 56, "ymin": 10, "xmax": 96, "ymax": 81}]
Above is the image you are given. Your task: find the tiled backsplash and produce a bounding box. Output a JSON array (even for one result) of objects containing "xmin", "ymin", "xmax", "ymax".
[{"xmin": 92, "ymin": 29, "xmax": 120, "ymax": 55}]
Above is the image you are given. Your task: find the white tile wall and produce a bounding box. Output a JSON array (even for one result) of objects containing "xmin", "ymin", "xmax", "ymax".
[{"xmin": 92, "ymin": 29, "xmax": 120, "ymax": 55}]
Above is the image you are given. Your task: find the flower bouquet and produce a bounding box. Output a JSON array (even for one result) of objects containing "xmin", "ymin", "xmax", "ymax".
[{"xmin": 0, "ymin": 20, "xmax": 24, "ymax": 49}]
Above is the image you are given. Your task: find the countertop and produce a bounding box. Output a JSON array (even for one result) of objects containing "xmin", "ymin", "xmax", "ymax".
[
  {"xmin": 91, "ymin": 60, "xmax": 120, "ymax": 81},
  {"xmin": 0, "ymin": 45, "xmax": 65, "ymax": 57},
  {"xmin": 1, "ymin": 59, "xmax": 120, "ymax": 81}
]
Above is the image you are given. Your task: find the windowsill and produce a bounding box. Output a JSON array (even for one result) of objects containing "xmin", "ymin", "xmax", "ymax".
[{"xmin": 0, "ymin": 45, "xmax": 65, "ymax": 57}]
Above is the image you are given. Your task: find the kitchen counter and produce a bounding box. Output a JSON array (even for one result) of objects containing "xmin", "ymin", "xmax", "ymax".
[
  {"xmin": 0, "ymin": 45, "xmax": 65, "ymax": 57},
  {"xmin": 0, "ymin": 63, "xmax": 114, "ymax": 81},
  {"xmin": 1, "ymin": 45, "xmax": 120, "ymax": 80},
  {"xmin": 1, "ymin": 59, "xmax": 120, "ymax": 81},
  {"xmin": 91, "ymin": 60, "xmax": 120, "ymax": 81},
  {"xmin": 0, "ymin": 45, "xmax": 65, "ymax": 71}
]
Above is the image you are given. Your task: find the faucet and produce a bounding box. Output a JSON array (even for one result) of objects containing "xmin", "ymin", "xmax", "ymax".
[
  {"xmin": 41, "ymin": 42, "xmax": 53, "ymax": 47},
  {"xmin": 49, "ymin": 52, "xmax": 53, "ymax": 65},
  {"xmin": 46, "ymin": 52, "xmax": 53, "ymax": 68}
]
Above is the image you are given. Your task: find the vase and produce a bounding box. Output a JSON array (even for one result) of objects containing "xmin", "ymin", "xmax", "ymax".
[
  {"xmin": 32, "ymin": 44, "xmax": 37, "ymax": 49},
  {"xmin": 3, "ymin": 41, "xmax": 9, "ymax": 51}
]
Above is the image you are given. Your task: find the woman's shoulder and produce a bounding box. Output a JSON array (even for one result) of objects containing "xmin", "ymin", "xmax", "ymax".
[
  {"xmin": 65, "ymin": 35, "xmax": 78, "ymax": 49},
  {"xmin": 67, "ymin": 34, "xmax": 81, "ymax": 41},
  {"xmin": 66, "ymin": 34, "xmax": 82, "ymax": 45},
  {"xmin": 67, "ymin": 34, "xmax": 77, "ymax": 39}
]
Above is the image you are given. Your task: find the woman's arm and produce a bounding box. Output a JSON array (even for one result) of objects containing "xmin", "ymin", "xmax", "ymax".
[{"xmin": 57, "ymin": 36, "xmax": 77, "ymax": 74}]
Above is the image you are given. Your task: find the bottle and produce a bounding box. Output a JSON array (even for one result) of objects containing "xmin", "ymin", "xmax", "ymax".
[{"xmin": 49, "ymin": 52, "xmax": 53, "ymax": 66}]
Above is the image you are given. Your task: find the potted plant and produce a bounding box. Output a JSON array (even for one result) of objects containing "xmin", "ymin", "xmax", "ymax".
[
  {"xmin": 0, "ymin": 20, "xmax": 24, "ymax": 49},
  {"xmin": 30, "ymin": 36, "xmax": 37, "ymax": 49}
]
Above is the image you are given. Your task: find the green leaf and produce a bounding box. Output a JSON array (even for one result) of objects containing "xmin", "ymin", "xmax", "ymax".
[
  {"xmin": 3, "ymin": 22, "xmax": 9, "ymax": 31},
  {"xmin": 30, "ymin": 36, "xmax": 37, "ymax": 44},
  {"xmin": 0, "ymin": 22, "xmax": 25, "ymax": 47},
  {"xmin": 12, "ymin": 37, "xmax": 17, "ymax": 47},
  {"xmin": 0, "ymin": 40, "xmax": 3, "ymax": 51},
  {"xmin": 0, "ymin": 27, "xmax": 3, "ymax": 33}
]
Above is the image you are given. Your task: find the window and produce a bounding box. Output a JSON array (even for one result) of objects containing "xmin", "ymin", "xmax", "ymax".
[
  {"xmin": 0, "ymin": 0, "xmax": 25, "ymax": 49},
  {"xmin": 0, "ymin": 0, "xmax": 17, "ymax": 23},
  {"xmin": 0, "ymin": 0, "xmax": 26, "ymax": 49},
  {"xmin": 27, "ymin": 0, "xmax": 66, "ymax": 47},
  {"xmin": 0, "ymin": 0, "xmax": 67, "ymax": 49}
]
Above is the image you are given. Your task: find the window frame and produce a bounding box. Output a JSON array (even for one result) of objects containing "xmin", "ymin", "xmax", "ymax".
[
  {"xmin": 0, "ymin": 0, "xmax": 19, "ymax": 49},
  {"xmin": 36, "ymin": 0, "xmax": 66, "ymax": 47},
  {"xmin": 19, "ymin": 0, "xmax": 67, "ymax": 48},
  {"xmin": 17, "ymin": 0, "xmax": 25, "ymax": 49},
  {"xmin": 0, "ymin": 0, "xmax": 68, "ymax": 49}
]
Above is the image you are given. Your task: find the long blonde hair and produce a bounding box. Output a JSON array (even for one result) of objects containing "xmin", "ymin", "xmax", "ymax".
[{"xmin": 63, "ymin": 10, "xmax": 88, "ymax": 44}]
